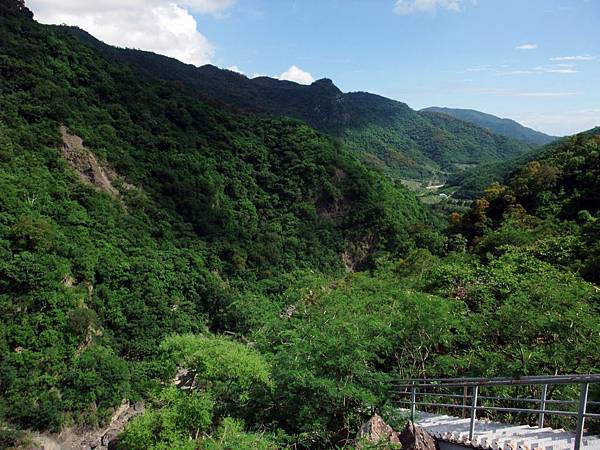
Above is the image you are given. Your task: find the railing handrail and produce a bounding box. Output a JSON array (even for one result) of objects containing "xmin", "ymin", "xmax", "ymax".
[
  {"xmin": 391, "ymin": 374, "xmax": 600, "ymax": 450},
  {"xmin": 394, "ymin": 373, "xmax": 600, "ymax": 388}
]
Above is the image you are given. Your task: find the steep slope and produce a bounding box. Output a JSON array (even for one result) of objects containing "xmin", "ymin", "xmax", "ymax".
[
  {"xmin": 0, "ymin": 1, "xmax": 437, "ymax": 436},
  {"xmin": 422, "ymin": 107, "xmax": 557, "ymax": 145},
  {"xmin": 57, "ymin": 26, "xmax": 534, "ymax": 182}
]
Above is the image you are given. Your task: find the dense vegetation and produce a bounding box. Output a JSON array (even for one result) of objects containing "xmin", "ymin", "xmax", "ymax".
[
  {"xmin": 57, "ymin": 27, "xmax": 534, "ymax": 183},
  {"xmin": 422, "ymin": 107, "xmax": 556, "ymax": 145},
  {"xmin": 452, "ymin": 127, "xmax": 600, "ymax": 284},
  {"xmin": 1, "ymin": 2, "xmax": 599, "ymax": 449}
]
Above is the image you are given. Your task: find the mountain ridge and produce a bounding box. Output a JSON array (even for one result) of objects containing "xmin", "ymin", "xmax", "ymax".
[
  {"xmin": 422, "ymin": 106, "xmax": 557, "ymax": 145},
  {"xmin": 56, "ymin": 25, "xmax": 534, "ymax": 183}
]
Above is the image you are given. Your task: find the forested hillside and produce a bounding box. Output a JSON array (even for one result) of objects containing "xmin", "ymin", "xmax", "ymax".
[
  {"xmin": 422, "ymin": 107, "xmax": 556, "ymax": 145},
  {"xmin": 453, "ymin": 127, "xmax": 600, "ymax": 283},
  {"xmin": 1, "ymin": 2, "xmax": 599, "ymax": 449},
  {"xmin": 58, "ymin": 26, "xmax": 533, "ymax": 183},
  {"xmin": 0, "ymin": 1, "xmax": 435, "ymax": 446}
]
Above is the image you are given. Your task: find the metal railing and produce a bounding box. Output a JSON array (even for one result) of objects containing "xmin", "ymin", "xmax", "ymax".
[{"xmin": 393, "ymin": 374, "xmax": 600, "ymax": 450}]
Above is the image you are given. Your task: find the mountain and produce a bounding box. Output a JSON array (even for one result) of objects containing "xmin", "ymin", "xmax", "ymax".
[
  {"xmin": 2, "ymin": 4, "xmax": 600, "ymax": 449},
  {"xmin": 57, "ymin": 26, "xmax": 534, "ymax": 183},
  {"xmin": 0, "ymin": 1, "xmax": 438, "ymax": 442},
  {"xmin": 422, "ymin": 107, "xmax": 557, "ymax": 145}
]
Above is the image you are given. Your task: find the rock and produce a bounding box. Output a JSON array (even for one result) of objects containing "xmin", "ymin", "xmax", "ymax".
[
  {"xmin": 399, "ymin": 421, "xmax": 438, "ymax": 450},
  {"xmin": 174, "ymin": 368, "xmax": 198, "ymax": 390},
  {"xmin": 357, "ymin": 414, "xmax": 400, "ymax": 445},
  {"xmin": 101, "ymin": 429, "xmax": 119, "ymax": 447}
]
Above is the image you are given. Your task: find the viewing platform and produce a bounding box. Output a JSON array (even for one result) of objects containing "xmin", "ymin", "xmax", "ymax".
[{"xmin": 393, "ymin": 375, "xmax": 600, "ymax": 450}]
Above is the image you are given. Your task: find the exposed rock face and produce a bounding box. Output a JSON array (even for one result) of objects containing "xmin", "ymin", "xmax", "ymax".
[
  {"xmin": 30, "ymin": 401, "xmax": 144, "ymax": 450},
  {"xmin": 59, "ymin": 126, "xmax": 135, "ymax": 197},
  {"xmin": 399, "ymin": 421, "xmax": 438, "ymax": 450},
  {"xmin": 357, "ymin": 414, "xmax": 400, "ymax": 445}
]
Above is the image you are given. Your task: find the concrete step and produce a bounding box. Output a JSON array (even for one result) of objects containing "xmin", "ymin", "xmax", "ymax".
[{"xmin": 400, "ymin": 409, "xmax": 600, "ymax": 450}]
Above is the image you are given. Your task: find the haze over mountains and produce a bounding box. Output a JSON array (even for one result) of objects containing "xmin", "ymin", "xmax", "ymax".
[{"xmin": 421, "ymin": 107, "xmax": 557, "ymax": 145}]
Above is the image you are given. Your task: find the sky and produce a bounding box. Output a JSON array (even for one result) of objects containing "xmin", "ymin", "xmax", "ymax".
[{"xmin": 27, "ymin": 0, "xmax": 600, "ymax": 136}]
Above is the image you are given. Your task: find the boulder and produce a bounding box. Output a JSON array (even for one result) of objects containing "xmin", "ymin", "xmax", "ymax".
[
  {"xmin": 357, "ymin": 414, "xmax": 400, "ymax": 445},
  {"xmin": 399, "ymin": 421, "xmax": 438, "ymax": 450}
]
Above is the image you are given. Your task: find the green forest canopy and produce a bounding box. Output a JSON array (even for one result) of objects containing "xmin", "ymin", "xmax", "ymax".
[{"xmin": 1, "ymin": 2, "xmax": 599, "ymax": 448}]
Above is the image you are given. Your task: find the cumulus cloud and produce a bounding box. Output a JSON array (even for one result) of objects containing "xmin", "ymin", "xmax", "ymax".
[
  {"xmin": 393, "ymin": 0, "xmax": 469, "ymax": 15},
  {"xmin": 516, "ymin": 43, "xmax": 538, "ymax": 50},
  {"xmin": 27, "ymin": 0, "xmax": 236, "ymax": 66},
  {"xmin": 278, "ymin": 65, "xmax": 315, "ymax": 85}
]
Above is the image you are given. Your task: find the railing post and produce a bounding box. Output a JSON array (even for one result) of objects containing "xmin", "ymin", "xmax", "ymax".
[
  {"xmin": 469, "ymin": 385, "xmax": 479, "ymax": 440},
  {"xmin": 410, "ymin": 381, "xmax": 417, "ymax": 421},
  {"xmin": 574, "ymin": 383, "xmax": 589, "ymax": 450},
  {"xmin": 538, "ymin": 383, "xmax": 548, "ymax": 428}
]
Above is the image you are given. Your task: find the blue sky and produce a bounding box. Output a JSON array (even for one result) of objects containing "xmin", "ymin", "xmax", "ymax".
[{"xmin": 30, "ymin": 0, "xmax": 600, "ymax": 135}]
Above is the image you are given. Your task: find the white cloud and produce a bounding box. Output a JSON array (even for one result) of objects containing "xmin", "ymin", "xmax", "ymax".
[
  {"xmin": 516, "ymin": 43, "xmax": 538, "ymax": 50},
  {"xmin": 393, "ymin": 0, "xmax": 466, "ymax": 14},
  {"xmin": 534, "ymin": 64, "xmax": 578, "ymax": 74},
  {"xmin": 226, "ymin": 65, "xmax": 245, "ymax": 75},
  {"xmin": 545, "ymin": 68, "xmax": 578, "ymax": 74},
  {"xmin": 470, "ymin": 87, "xmax": 578, "ymax": 98},
  {"xmin": 499, "ymin": 63, "xmax": 578, "ymax": 76},
  {"xmin": 277, "ymin": 65, "xmax": 315, "ymax": 85},
  {"xmin": 182, "ymin": 0, "xmax": 235, "ymax": 14},
  {"xmin": 27, "ymin": 0, "xmax": 236, "ymax": 66},
  {"xmin": 465, "ymin": 65, "xmax": 494, "ymax": 72},
  {"xmin": 499, "ymin": 70, "xmax": 536, "ymax": 76},
  {"xmin": 550, "ymin": 55, "xmax": 595, "ymax": 61}
]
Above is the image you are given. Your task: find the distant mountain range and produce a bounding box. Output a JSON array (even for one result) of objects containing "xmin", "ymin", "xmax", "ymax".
[
  {"xmin": 421, "ymin": 107, "xmax": 557, "ymax": 145},
  {"xmin": 58, "ymin": 26, "xmax": 535, "ymax": 183}
]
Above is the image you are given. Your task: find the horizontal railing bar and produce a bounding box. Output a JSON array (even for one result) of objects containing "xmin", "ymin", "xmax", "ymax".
[
  {"xmin": 416, "ymin": 393, "xmax": 465, "ymax": 399},
  {"xmin": 394, "ymin": 374, "xmax": 600, "ymax": 388},
  {"xmin": 396, "ymin": 374, "xmax": 600, "ymax": 384},
  {"xmin": 395, "ymin": 400, "xmax": 469, "ymax": 410},
  {"xmin": 394, "ymin": 377, "xmax": 600, "ymax": 389},
  {"xmin": 395, "ymin": 401, "xmax": 600, "ymax": 419},
  {"xmin": 396, "ymin": 393, "xmax": 580, "ymax": 405},
  {"xmin": 393, "ymin": 391, "xmax": 600, "ymax": 407}
]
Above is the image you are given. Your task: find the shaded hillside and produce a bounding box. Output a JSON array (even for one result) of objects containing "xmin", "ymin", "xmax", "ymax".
[
  {"xmin": 58, "ymin": 26, "xmax": 534, "ymax": 182},
  {"xmin": 422, "ymin": 107, "xmax": 556, "ymax": 145}
]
